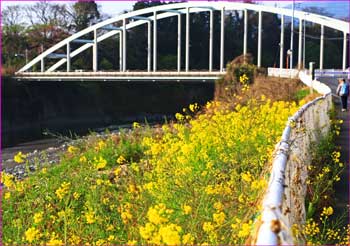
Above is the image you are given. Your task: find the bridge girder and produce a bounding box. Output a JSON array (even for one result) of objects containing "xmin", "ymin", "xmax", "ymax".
[{"xmin": 17, "ymin": 1, "xmax": 350, "ymax": 74}]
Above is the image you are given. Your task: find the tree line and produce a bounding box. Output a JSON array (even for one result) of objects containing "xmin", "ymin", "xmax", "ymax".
[{"xmin": 1, "ymin": 0, "xmax": 346, "ymax": 74}]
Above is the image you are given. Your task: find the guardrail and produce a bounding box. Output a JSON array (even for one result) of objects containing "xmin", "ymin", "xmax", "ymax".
[
  {"xmin": 267, "ymin": 68, "xmax": 300, "ymax": 78},
  {"xmin": 254, "ymin": 71, "xmax": 332, "ymax": 244},
  {"xmin": 315, "ymin": 69, "xmax": 350, "ymax": 79}
]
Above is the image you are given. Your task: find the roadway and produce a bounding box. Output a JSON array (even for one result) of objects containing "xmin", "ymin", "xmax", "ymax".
[{"xmin": 14, "ymin": 71, "xmax": 225, "ymax": 82}]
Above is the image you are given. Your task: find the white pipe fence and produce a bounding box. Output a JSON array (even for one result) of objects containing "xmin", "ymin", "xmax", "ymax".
[{"xmin": 254, "ymin": 71, "xmax": 332, "ymax": 244}]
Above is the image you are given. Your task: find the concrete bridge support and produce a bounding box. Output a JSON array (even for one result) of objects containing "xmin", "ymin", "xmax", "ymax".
[
  {"xmin": 186, "ymin": 7, "xmax": 190, "ymax": 72},
  {"xmin": 220, "ymin": 7, "xmax": 225, "ymax": 72},
  {"xmin": 320, "ymin": 25, "xmax": 324, "ymax": 70},
  {"xmin": 298, "ymin": 19, "xmax": 303, "ymax": 69},
  {"xmin": 243, "ymin": 9, "xmax": 248, "ymax": 57},
  {"xmin": 280, "ymin": 15, "xmax": 284, "ymax": 70},
  {"xmin": 257, "ymin": 11, "xmax": 262, "ymax": 68},
  {"xmin": 123, "ymin": 18, "xmax": 126, "ymax": 72},
  {"xmin": 343, "ymin": 32, "xmax": 347, "ymax": 70},
  {"xmin": 153, "ymin": 11, "xmax": 157, "ymax": 72},
  {"xmin": 67, "ymin": 43, "xmax": 71, "ymax": 72}
]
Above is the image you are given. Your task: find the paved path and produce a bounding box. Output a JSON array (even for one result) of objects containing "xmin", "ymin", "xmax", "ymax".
[{"xmin": 319, "ymin": 77, "xmax": 349, "ymax": 222}]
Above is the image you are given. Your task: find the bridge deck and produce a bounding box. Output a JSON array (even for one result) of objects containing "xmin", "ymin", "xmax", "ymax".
[{"xmin": 15, "ymin": 71, "xmax": 225, "ymax": 81}]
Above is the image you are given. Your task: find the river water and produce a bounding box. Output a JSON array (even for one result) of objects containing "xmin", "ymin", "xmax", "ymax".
[{"xmin": 1, "ymin": 78, "xmax": 215, "ymax": 170}]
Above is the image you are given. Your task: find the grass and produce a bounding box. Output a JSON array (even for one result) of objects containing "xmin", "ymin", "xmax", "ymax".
[{"xmin": 292, "ymin": 115, "xmax": 349, "ymax": 244}]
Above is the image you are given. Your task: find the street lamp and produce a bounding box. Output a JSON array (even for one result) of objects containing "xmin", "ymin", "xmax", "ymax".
[{"xmin": 15, "ymin": 49, "xmax": 28, "ymax": 64}]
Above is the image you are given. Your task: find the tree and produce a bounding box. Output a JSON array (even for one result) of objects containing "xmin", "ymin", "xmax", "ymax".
[
  {"xmin": 69, "ymin": 1, "xmax": 101, "ymax": 31},
  {"xmin": 2, "ymin": 5, "xmax": 28, "ymax": 68}
]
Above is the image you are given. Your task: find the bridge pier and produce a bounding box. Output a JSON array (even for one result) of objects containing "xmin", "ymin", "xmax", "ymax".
[
  {"xmin": 257, "ymin": 11, "xmax": 262, "ymax": 68},
  {"xmin": 119, "ymin": 31, "xmax": 122, "ymax": 72},
  {"xmin": 123, "ymin": 18, "xmax": 126, "ymax": 72},
  {"xmin": 320, "ymin": 25, "xmax": 324, "ymax": 70},
  {"xmin": 343, "ymin": 32, "xmax": 347, "ymax": 70},
  {"xmin": 93, "ymin": 29, "xmax": 98, "ymax": 72},
  {"xmin": 147, "ymin": 20, "xmax": 151, "ymax": 72},
  {"xmin": 153, "ymin": 11, "xmax": 157, "ymax": 72},
  {"xmin": 67, "ymin": 43, "xmax": 70, "ymax": 72},
  {"xmin": 298, "ymin": 19, "xmax": 303, "ymax": 69},
  {"xmin": 280, "ymin": 14, "xmax": 284, "ymax": 70},
  {"xmin": 209, "ymin": 10, "xmax": 213, "ymax": 72},
  {"xmin": 220, "ymin": 7, "xmax": 225, "ymax": 72},
  {"xmin": 177, "ymin": 12, "xmax": 181, "ymax": 72},
  {"xmin": 186, "ymin": 7, "xmax": 190, "ymax": 72},
  {"xmin": 243, "ymin": 9, "xmax": 248, "ymax": 58}
]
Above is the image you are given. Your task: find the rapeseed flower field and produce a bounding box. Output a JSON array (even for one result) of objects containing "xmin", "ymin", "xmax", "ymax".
[{"xmin": 2, "ymin": 73, "xmax": 347, "ymax": 244}]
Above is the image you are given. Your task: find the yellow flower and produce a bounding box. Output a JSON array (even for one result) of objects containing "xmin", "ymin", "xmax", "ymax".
[
  {"xmin": 73, "ymin": 192, "xmax": 80, "ymax": 200},
  {"xmin": 321, "ymin": 206, "xmax": 333, "ymax": 217},
  {"xmin": 25, "ymin": 227, "xmax": 40, "ymax": 243},
  {"xmin": 33, "ymin": 212, "xmax": 43, "ymax": 224},
  {"xmin": 2, "ymin": 172, "xmax": 15, "ymax": 188},
  {"xmin": 107, "ymin": 235, "xmax": 115, "ymax": 242},
  {"xmin": 133, "ymin": 122, "xmax": 140, "ymax": 129},
  {"xmin": 4, "ymin": 192, "xmax": 11, "ymax": 200},
  {"xmin": 95, "ymin": 140, "xmax": 106, "ymax": 151},
  {"xmin": 182, "ymin": 233, "xmax": 194, "ymax": 244},
  {"xmin": 69, "ymin": 235, "xmax": 81, "ymax": 245},
  {"xmin": 214, "ymin": 202, "xmax": 224, "ymax": 211},
  {"xmin": 127, "ymin": 240, "xmax": 138, "ymax": 245},
  {"xmin": 121, "ymin": 210, "xmax": 133, "ymax": 224},
  {"xmin": 79, "ymin": 155, "xmax": 87, "ymax": 163},
  {"xmin": 238, "ymin": 223, "xmax": 251, "ymax": 238},
  {"xmin": 67, "ymin": 146, "xmax": 78, "ymax": 154},
  {"xmin": 96, "ymin": 239, "xmax": 106, "ymax": 246},
  {"xmin": 175, "ymin": 113, "xmax": 185, "ymax": 121},
  {"xmin": 241, "ymin": 172, "xmax": 252, "ymax": 183},
  {"xmin": 189, "ymin": 103, "xmax": 199, "ymax": 112},
  {"xmin": 213, "ymin": 212, "xmax": 226, "ymax": 225},
  {"xmin": 57, "ymin": 210, "xmax": 66, "ymax": 219},
  {"xmin": 159, "ymin": 223, "xmax": 182, "ymax": 245},
  {"xmin": 182, "ymin": 204, "xmax": 192, "ymax": 215},
  {"xmin": 203, "ymin": 222, "xmax": 215, "ymax": 233},
  {"xmin": 47, "ymin": 238, "xmax": 63, "ymax": 245},
  {"xmin": 55, "ymin": 182, "xmax": 70, "ymax": 200},
  {"xmin": 147, "ymin": 205, "xmax": 168, "ymax": 225},
  {"xmin": 85, "ymin": 210, "xmax": 95, "ymax": 224},
  {"xmin": 106, "ymin": 224, "xmax": 114, "ymax": 231},
  {"xmin": 116, "ymin": 155, "xmax": 126, "ymax": 164},
  {"xmin": 140, "ymin": 222, "xmax": 156, "ymax": 240},
  {"xmin": 94, "ymin": 156, "xmax": 107, "ymax": 170},
  {"xmin": 41, "ymin": 168, "xmax": 47, "ymax": 174},
  {"xmin": 14, "ymin": 151, "xmax": 26, "ymax": 163}
]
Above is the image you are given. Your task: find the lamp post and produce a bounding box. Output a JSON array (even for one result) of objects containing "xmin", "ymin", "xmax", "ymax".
[{"xmin": 15, "ymin": 49, "xmax": 28, "ymax": 64}]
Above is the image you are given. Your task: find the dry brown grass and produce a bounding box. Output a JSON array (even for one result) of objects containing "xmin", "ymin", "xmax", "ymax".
[{"xmin": 249, "ymin": 76, "xmax": 304, "ymax": 102}]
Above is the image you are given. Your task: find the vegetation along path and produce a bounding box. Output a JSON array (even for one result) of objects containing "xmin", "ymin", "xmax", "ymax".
[{"xmin": 320, "ymin": 76, "xmax": 350, "ymax": 221}]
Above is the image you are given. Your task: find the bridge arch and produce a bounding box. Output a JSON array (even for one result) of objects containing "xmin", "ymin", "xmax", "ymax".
[{"xmin": 17, "ymin": 2, "xmax": 350, "ymax": 74}]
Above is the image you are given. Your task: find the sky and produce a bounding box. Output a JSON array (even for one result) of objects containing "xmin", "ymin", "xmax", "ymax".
[{"xmin": 1, "ymin": 1, "xmax": 296, "ymax": 17}]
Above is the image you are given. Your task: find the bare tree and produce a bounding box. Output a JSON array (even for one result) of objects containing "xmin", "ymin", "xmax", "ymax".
[
  {"xmin": 25, "ymin": 1, "xmax": 72, "ymax": 30},
  {"xmin": 2, "ymin": 5, "xmax": 25, "ymax": 26}
]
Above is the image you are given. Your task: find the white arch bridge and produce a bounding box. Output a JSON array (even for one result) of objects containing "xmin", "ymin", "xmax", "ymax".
[{"xmin": 16, "ymin": 2, "xmax": 349, "ymax": 81}]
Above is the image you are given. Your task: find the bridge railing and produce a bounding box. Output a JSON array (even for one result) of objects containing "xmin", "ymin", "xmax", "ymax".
[{"xmin": 254, "ymin": 71, "xmax": 332, "ymax": 244}]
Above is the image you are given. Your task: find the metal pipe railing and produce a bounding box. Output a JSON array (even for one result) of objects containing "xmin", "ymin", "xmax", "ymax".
[{"xmin": 255, "ymin": 71, "xmax": 332, "ymax": 244}]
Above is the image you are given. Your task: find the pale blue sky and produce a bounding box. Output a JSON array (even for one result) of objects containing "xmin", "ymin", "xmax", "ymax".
[{"xmin": 1, "ymin": 1, "xmax": 296, "ymax": 17}]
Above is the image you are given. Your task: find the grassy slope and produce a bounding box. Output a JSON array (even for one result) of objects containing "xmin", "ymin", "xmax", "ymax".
[{"xmin": 2, "ymin": 76, "xmax": 309, "ymax": 245}]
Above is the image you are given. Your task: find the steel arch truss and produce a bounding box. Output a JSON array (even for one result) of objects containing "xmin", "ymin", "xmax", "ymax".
[{"xmin": 17, "ymin": 2, "xmax": 350, "ymax": 74}]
